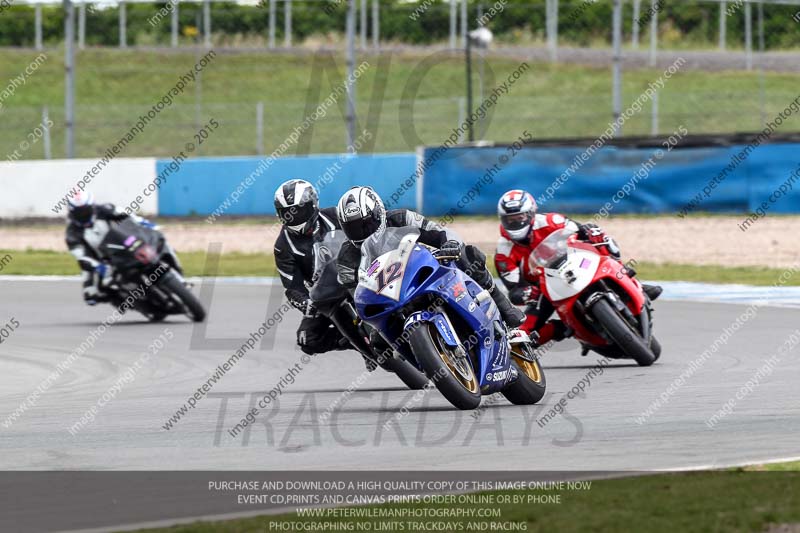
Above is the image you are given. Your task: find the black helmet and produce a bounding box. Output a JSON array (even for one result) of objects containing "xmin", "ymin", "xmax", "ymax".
[
  {"xmin": 67, "ymin": 191, "xmax": 96, "ymax": 227},
  {"xmin": 336, "ymin": 186, "xmax": 386, "ymax": 245},
  {"xmin": 274, "ymin": 179, "xmax": 319, "ymax": 235}
]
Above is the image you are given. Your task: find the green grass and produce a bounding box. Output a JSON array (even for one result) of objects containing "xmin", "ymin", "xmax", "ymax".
[
  {"xmin": 1, "ymin": 48, "xmax": 799, "ymax": 161},
  {"xmin": 0, "ymin": 249, "xmax": 276, "ymax": 277},
  {"xmin": 633, "ymin": 262, "xmax": 796, "ymax": 286},
  {"xmin": 1, "ymin": 249, "xmax": 798, "ymax": 287},
  {"xmin": 128, "ymin": 468, "xmax": 800, "ymax": 533},
  {"xmin": 749, "ymin": 461, "xmax": 800, "ymax": 472}
]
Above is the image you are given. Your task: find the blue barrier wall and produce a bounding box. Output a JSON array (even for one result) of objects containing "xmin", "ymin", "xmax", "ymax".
[
  {"xmin": 157, "ymin": 153, "xmax": 418, "ymax": 216},
  {"xmin": 420, "ymin": 143, "xmax": 800, "ymax": 216}
]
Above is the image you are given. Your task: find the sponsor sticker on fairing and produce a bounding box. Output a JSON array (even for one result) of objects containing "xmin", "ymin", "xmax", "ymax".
[{"xmin": 366, "ymin": 260, "xmax": 380, "ymax": 277}]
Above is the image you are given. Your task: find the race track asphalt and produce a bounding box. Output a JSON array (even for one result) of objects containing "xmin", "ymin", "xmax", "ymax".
[{"xmin": 0, "ymin": 278, "xmax": 798, "ymax": 530}]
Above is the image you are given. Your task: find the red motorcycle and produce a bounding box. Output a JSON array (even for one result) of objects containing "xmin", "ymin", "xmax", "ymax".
[{"xmin": 532, "ymin": 229, "xmax": 660, "ymax": 366}]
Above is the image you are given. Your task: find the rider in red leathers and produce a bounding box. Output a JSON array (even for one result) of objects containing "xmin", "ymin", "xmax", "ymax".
[{"xmin": 494, "ymin": 189, "xmax": 662, "ymax": 348}]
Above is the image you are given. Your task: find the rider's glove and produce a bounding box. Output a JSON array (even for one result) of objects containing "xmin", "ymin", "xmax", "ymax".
[
  {"xmin": 577, "ymin": 223, "xmax": 606, "ymax": 245},
  {"xmin": 301, "ymin": 299, "xmax": 317, "ymax": 318},
  {"xmin": 509, "ymin": 285, "xmax": 540, "ymax": 305},
  {"xmin": 289, "ymin": 293, "xmax": 318, "ymax": 318},
  {"xmin": 433, "ymin": 240, "xmax": 463, "ymax": 262},
  {"xmin": 578, "ymin": 223, "xmax": 621, "ymax": 259}
]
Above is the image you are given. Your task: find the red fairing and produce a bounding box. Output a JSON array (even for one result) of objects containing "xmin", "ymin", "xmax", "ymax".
[{"xmin": 537, "ymin": 237, "xmax": 646, "ymax": 349}]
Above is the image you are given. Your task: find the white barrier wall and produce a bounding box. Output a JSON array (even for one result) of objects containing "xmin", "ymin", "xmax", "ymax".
[{"xmin": 0, "ymin": 158, "xmax": 157, "ymax": 218}]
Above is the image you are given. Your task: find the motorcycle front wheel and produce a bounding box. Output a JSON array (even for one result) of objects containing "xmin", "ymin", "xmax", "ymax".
[
  {"xmin": 409, "ymin": 323, "xmax": 481, "ymax": 410},
  {"xmin": 591, "ymin": 298, "xmax": 656, "ymax": 366},
  {"xmin": 380, "ymin": 357, "xmax": 430, "ymax": 390},
  {"xmin": 501, "ymin": 344, "xmax": 547, "ymax": 405},
  {"xmin": 160, "ymin": 272, "xmax": 206, "ymax": 322}
]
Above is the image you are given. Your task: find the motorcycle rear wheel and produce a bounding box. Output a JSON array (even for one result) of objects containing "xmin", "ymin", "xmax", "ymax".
[
  {"xmin": 502, "ymin": 344, "xmax": 547, "ymax": 405},
  {"xmin": 591, "ymin": 298, "xmax": 656, "ymax": 366},
  {"xmin": 409, "ymin": 323, "xmax": 481, "ymax": 410}
]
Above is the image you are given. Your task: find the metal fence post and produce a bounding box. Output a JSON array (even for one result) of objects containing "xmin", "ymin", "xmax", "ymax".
[
  {"xmin": 651, "ymin": 89, "xmax": 659, "ymax": 137},
  {"xmin": 284, "ymin": 0, "xmax": 292, "ymax": 48},
  {"xmin": 457, "ymin": 97, "xmax": 466, "ymax": 142},
  {"xmin": 649, "ymin": 0, "xmax": 657, "ymax": 66},
  {"xmin": 65, "ymin": 0, "xmax": 76, "ymax": 158},
  {"xmin": 450, "ymin": 0, "xmax": 456, "ymax": 49},
  {"xmin": 553, "ymin": 0, "xmax": 559, "ymax": 62},
  {"xmin": 345, "ymin": 0, "xmax": 357, "ymax": 148},
  {"xmin": 78, "ymin": 4, "xmax": 86, "ymax": 49},
  {"xmin": 119, "ymin": 2, "xmax": 127, "ymax": 48},
  {"xmin": 35, "ymin": 4, "xmax": 43, "ymax": 51},
  {"xmin": 171, "ymin": 1, "xmax": 179, "ymax": 47},
  {"xmin": 744, "ymin": 1, "xmax": 752, "ymax": 70},
  {"xmin": 372, "ymin": 0, "xmax": 379, "ymax": 50},
  {"xmin": 546, "ymin": 0, "xmax": 552, "ymax": 58},
  {"xmin": 269, "ymin": 0, "xmax": 276, "ymax": 48},
  {"xmin": 632, "ymin": 0, "xmax": 640, "ymax": 49},
  {"xmin": 256, "ymin": 102, "xmax": 264, "ymax": 156},
  {"xmin": 461, "ymin": 0, "xmax": 467, "ymax": 48},
  {"xmin": 42, "ymin": 106, "xmax": 52, "ymax": 159},
  {"xmin": 203, "ymin": 0, "xmax": 211, "ymax": 48},
  {"xmin": 546, "ymin": 0, "xmax": 559, "ymax": 62},
  {"xmin": 719, "ymin": 1, "xmax": 727, "ymax": 50},
  {"xmin": 758, "ymin": 0, "xmax": 766, "ymax": 126},
  {"xmin": 360, "ymin": 0, "xmax": 367, "ymax": 49},
  {"xmin": 612, "ymin": 0, "xmax": 622, "ymax": 136}
]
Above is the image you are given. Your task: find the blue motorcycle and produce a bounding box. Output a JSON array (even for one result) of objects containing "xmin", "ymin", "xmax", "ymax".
[{"xmin": 354, "ymin": 227, "xmax": 546, "ymax": 410}]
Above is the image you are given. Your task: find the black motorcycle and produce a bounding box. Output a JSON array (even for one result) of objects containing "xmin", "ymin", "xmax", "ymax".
[
  {"xmin": 310, "ymin": 231, "xmax": 429, "ymax": 390},
  {"xmin": 98, "ymin": 218, "xmax": 206, "ymax": 322}
]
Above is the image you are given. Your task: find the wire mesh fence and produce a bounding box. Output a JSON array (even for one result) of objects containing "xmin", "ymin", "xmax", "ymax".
[
  {"xmin": 3, "ymin": 86, "xmax": 798, "ymax": 160},
  {"xmin": 2, "ymin": 1, "xmax": 799, "ymax": 160}
]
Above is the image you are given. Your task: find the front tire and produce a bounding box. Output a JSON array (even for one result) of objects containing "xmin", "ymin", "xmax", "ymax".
[
  {"xmin": 161, "ymin": 272, "xmax": 206, "ymax": 322},
  {"xmin": 409, "ymin": 324, "xmax": 481, "ymax": 410},
  {"xmin": 650, "ymin": 335, "xmax": 662, "ymax": 361},
  {"xmin": 591, "ymin": 298, "xmax": 655, "ymax": 366},
  {"xmin": 382, "ymin": 357, "xmax": 430, "ymax": 390},
  {"xmin": 502, "ymin": 344, "xmax": 547, "ymax": 405}
]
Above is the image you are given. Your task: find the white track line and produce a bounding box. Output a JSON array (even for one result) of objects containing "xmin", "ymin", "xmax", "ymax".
[{"xmin": 5, "ymin": 277, "xmax": 800, "ymax": 307}]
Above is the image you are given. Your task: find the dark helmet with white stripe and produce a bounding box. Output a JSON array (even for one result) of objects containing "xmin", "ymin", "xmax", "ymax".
[
  {"xmin": 274, "ymin": 179, "xmax": 319, "ymax": 235},
  {"xmin": 336, "ymin": 186, "xmax": 386, "ymax": 245},
  {"xmin": 67, "ymin": 190, "xmax": 96, "ymax": 227}
]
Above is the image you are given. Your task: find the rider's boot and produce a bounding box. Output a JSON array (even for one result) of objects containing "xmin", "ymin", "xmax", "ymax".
[
  {"xmin": 361, "ymin": 354, "xmax": 378, "ymax": 372},
  {"xmin": 623, "ymin": 264, "xmax": 662, "ymax": 301},
  {"xmin": 489, "ymin": 285, "xmax": 525, "ymax": 328},
  {"xmin": 530, "ymin": 320, "xmax": 572, "ymax": 349},
  {"xmin": 643, "ymin": 284, "xmax": 663, "ymax": 301}
]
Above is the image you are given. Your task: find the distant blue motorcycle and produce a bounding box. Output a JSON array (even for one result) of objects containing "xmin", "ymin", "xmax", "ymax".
[{"xmin": 354, "ymin": 227, "xmax": 546, "ymax": 410}]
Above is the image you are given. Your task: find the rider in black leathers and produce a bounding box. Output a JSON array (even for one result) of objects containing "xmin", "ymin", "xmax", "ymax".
[
  {"xmin": 273, "ymin": 179, "xmax": 350, "ymax": 355},
  {"xmin": 65, "ymin": 191, "xmax": 172, "ymax": 306}
]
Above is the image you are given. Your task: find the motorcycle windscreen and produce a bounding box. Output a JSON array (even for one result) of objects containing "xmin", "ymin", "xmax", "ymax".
[
  {"xmin": 309, "ymin": 231, "xmax": 348, "ymax": 303},
  {"xmin": 100, "ymin": 219, "xmax": 162, "ymax": 270},
  {"xmin": 358, "ymin": 228, "xmax": 421, "ymax": 301}
]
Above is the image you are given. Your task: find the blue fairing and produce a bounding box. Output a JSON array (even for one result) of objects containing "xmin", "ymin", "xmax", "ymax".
[{"xmin": 354, "ymin": 242, "xmax": 511, "ymax": 394}]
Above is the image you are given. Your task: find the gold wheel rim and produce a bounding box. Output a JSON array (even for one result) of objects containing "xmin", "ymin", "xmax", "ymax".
[
  {"xmin": 512, "ymin": 346, "xmax": 543, "ymax": 384},
  {"xmin": 430, "ymin": 325, "xmax": 480, "ymax": 394}
]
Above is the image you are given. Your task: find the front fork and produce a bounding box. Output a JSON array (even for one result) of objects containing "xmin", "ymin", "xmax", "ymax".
[{"xmin": 584, "ymin": 286, "xmax": 652, "ymax": 342}]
